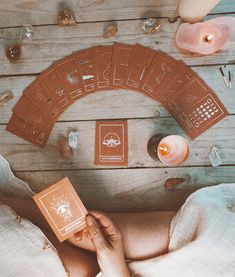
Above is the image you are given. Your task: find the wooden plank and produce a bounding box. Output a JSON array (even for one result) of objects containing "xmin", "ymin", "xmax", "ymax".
[
  {"xmin": 16, "ymin": 166, "xmax": 235, "ymax": 211},
  {"xmin": 0, "ymin": 0, "xmax": 234, "ymax": 28},
  {"xmin": 1, "ymin": 115, "xmax": 234, "ymax": 171},
  {"xmin": 0, "ymin": 64, "xmax": 233, "ymax": 125},
  {"xmin": 1, "ymin": 15, "xmax": 235, "ymax": 75}
]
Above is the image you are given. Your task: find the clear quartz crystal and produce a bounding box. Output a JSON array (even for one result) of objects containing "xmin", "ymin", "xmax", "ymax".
[
  {"xmin": 142, "ymin": 18, "xmax": 161, "ymax": 34},
  {"xmin": 20, "ymin": 25, "xmax": 35, "ymax": 40},
  {"xmin": 209, "ymin": 147, "xmax": 223, "ymax": 167},
  {"xmin": 68, "ymin": 131, "xmax": 79, "ymax": 149}
]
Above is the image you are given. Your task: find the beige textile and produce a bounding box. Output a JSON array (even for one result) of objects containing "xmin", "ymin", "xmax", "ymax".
[
  {"xmin": 0, "ymin": 154, "xmax": 67, "ymax": 277},
  {"xmin": 129, "ymin": 183, "xmax": 235, "ymax": 277}
]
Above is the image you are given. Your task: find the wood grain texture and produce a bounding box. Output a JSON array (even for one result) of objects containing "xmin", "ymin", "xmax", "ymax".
[
  {"xmin": 0, "ymin": 0, "xmax": 234, "ymax": 28},
  {"xmin": 1, "ymin": 15, "xmax": 235, "ymax": 75},
  {"xmin": 1, "ymin": 0, "xmax": 235, "ymax": 212},
  {"xmin": 1, "ymin": 115, "xmax": 233, "ymax": 171},
  {"xmin": 0, "ymin": 64, "xmax": 233, "ymax": 125},
  {"xmin": 16, "ymin": 166, "xmax": 235, "ymax": 212}
]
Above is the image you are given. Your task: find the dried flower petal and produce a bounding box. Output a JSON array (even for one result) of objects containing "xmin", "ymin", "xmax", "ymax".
[
  {"xmin": 56, "ymin": 135, "xmax": 73, "ymax": 160},
  {"xmin": 142, "ymin": 18, "xmax": 161, "ymax": 34},
  {"xmin": 58, "ymin": 10, "xmax": 76, "ymax": 26},
  {"xmin": 164, "ymin": 178, "xmax": 185, "ymax": 189},
  {"xmin": 6, "ymin": 44, "xmax": 21, "ymax": 63},
  {"xmin": 103, "ymin": 23, "xmax": 118, "ymax": 38}
]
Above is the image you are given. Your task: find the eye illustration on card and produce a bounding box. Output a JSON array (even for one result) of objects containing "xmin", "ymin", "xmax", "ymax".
[
  {"xmin": 50, "ymin": 195, "xmax": 72, "ymax": 222},
  {"xmin": 33, "ymin": 177, "xmax": 88, "ymax": 242}
]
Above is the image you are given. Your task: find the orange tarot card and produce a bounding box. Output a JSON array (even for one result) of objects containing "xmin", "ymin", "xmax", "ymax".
[
  {"xmin": 95, "ymin": 120, "xmax": 128, "ymax": 166},
  {"xmin": 33, "ymin": 177, "xmax": 88, "ymax": 242}
]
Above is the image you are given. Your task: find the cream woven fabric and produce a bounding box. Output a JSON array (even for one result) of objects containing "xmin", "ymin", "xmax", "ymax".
[
  {"xmin": 0, "ymin": 154, "xmax": 67, "ymax": 277},
  {"xmin": 0, "ymin": 204, "xmax": 68, "ymax": 277},
  {"xmin": 129, "ymin": 183, "xmax": 235, "ymax": 277}
]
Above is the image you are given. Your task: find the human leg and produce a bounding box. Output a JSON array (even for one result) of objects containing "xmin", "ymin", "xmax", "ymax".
[{"xmin": 69, "ymin": 211, "xmax": 175, "ymax": 260}]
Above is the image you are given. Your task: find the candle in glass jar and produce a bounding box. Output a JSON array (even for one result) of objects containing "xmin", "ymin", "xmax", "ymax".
[{"xmin": 157, "ymin": 135, "xmax": 189, "ymax": 166}]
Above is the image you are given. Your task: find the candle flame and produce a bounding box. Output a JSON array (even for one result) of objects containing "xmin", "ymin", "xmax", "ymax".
[
  {"xmin": 159, "ymin": 143, "xmax": 170, "ymax": 156},
  {"xmin": 203, "ymin": 35, "xmax": 213, "ymax": 44}
]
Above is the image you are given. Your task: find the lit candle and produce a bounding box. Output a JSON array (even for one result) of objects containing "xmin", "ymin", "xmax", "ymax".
[
  {"xmin": 178, "ymin": 0, "xmax": 220, "ymax": 23},
  {"xmin": 175, "ymin": 17, "xmax": 235, "ymax": 55},
  {"xmin": 147, "ymin": 134, "xmax": 189, "ymax": 166},
  {"xmin": 157, "ymin": 135, "xmax": 189, "ymax": 166}
]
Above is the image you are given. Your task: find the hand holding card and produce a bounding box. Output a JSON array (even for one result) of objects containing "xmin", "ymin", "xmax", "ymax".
[{"xmin": 33, "ymin": 177, "xmax": 88, "ymax": 242}]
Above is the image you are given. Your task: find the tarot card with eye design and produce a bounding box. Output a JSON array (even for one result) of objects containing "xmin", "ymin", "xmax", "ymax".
[
  {"xmin": 95, "ymin": 120, "xmax": 128, "ymax": 166},
  {"xmin": 33, "ymin": 177, "xmax": 88, "ymax": 242}
]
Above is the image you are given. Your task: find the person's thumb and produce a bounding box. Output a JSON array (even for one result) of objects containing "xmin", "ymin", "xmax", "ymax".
[{"xmin": 86, "ymin": 215, "xmax": 108, "ymax": 252}]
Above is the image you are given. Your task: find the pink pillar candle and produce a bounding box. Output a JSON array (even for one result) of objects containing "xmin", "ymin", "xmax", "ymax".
[
  {"xmin": 157, "ymin": 135, "xmax": 189, "ymax": 166},
  {"xmin": 175, "ymin": 17, "xmax": 235, "ymax": 55}
]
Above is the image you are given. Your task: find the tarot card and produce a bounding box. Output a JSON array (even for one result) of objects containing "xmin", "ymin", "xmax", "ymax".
[
  {"xmin": 72, "ymin": 47, "xmax": 100, "ymax": 94},
  {"xmin": 155, "ymin": 60, "xmax": 195, "ymax": 103},
  {"xmin": 39, "ymin": 66, "xmax": 71, "ymax": 110},
  {"xmin": 23, "ymin": 80, "xmax": 61, "ymax": 120},
  {"xmin": 95, "ymin": 120, "xmax": 128, "ymax": 166},
  {"xmin": 140, "ymin": 52, "xmax": 177, "ymax": 99},
  {"xmin": 165, "ymin": 76, "xmax": 229, "ymax": 139},
  {"xmin": 6, "ymin": 113, "xmax": 52, "ymax": 147},
  {"xmin": 33, "ymin": 177, "xmax": 88, "ymax": 242},
  {"xmin": 13, "ymin": 96, "xmax": 53, "ymax": 130},
  {"xmin": 122, "ymin": 44, "xmax": 156, "ymax": 90},
  {"xmin": 97, "ymin": 45, "xmax": 113, "ymax": 90},
  {"xmin": 111, "ymin": 43, "xmax": 134, "ymax": 88},
  {"xmin": 55, "ymin": 55, "xmax": 86, "ymax": 102}
]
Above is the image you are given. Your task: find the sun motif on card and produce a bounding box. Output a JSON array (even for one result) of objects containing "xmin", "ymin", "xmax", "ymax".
[
  {"xmin": 103, "ymin": 132, "xmax": 121, "ymax": 148},
  {"xmin": 50, "ymin": 194, "xmax": 72, "ymax": 222}
]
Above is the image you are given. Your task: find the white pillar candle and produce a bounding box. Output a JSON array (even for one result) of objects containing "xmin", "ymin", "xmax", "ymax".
[{"xmin": 178, "ymin": 0, "xmax": 220, "ymax": 23}]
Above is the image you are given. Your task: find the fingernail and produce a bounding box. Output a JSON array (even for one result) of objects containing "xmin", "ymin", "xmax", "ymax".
[
  {"xmin": 86, "ymin": 215, "xmax": 94, "ymax": 226},
  {"xmin": 74, "ymin": 232, "xmax": 82, "ymax": 241}
]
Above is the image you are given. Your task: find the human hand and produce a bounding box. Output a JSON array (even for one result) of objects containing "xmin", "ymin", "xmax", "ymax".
[{"xmin": 85, "ymin": 211, "xmax": 130, "ymax": 277}]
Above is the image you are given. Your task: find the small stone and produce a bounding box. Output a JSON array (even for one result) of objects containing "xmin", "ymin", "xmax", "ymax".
[
  {"xmin": 6, "ymin": 44, "xmax": 21, "ymax": 63},
  {"xmin": 209, "ymin": 147, "xmax": 223, "ymax": 167},
  {"xmin": 68, "ymin": 130, "xmax": 79, "ymax": 149},
  {"xmin": 103, "ymin": 23, "xmax": 118, "ymax": 38},
  {"xmin": 58, "ymin": 10, "xmax": 76, "ymax": 26},
  {"xmin": 142, "ymin": 18, "xmax": 161, "ymax": 34},
  {"xmin": 20, "ymin": 25, "xmax": 35, "ymax": 40},
  {"xmin": 0, "ymin": 90, "xmax": 14, "ymax": 106},
  {"xmin": 56, "ymin": 135, "xmax": 73, "ymax": 160}
]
